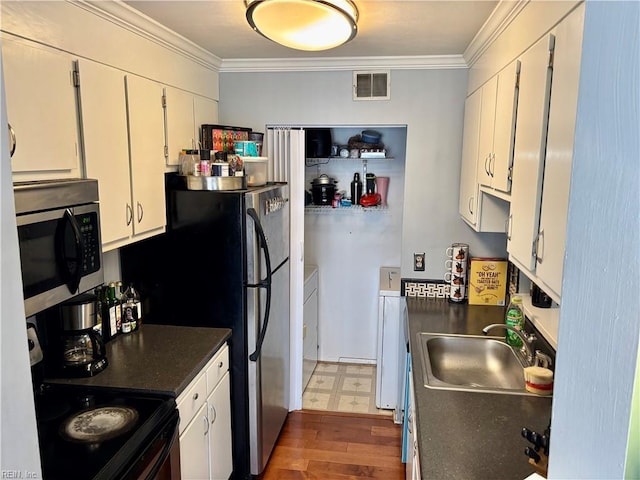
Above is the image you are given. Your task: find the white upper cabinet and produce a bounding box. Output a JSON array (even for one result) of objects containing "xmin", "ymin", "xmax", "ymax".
[
  {"xmin": 78, "ymin": 61, "xmax": 166, "ymax": 251},
  {"xmin": 77, "ymin": 59, "xmax": 131, "ymax": 247},
  {"xmin": 508, "ymin": 5, "xmax": 585, "ymax": 304},
  {"xmin": 477, "ymin": 76, "xmax": 498, "ymax": 189},
  {"xmin": 164, "ymin": 86, "xmax": 218, "ymax": 165},
  {"xmin": 164, "ymin": 86, "xmax": 197, "ymax": 165},
  {"xmin": 126, "ymin": 74, "xmax": 167, "ymax": 238},
  {"xmin": 3, "ymin": 36, "xmax": 79, "ymax": 178},
  {"xmin": 459, "ymin": 90, "xmax": 482, "ymax": 227},
  {"xmin": 533, "ymin": 5, "xmax": 585, "ymax": 301},
  {"xmin": 491, "ymin": 61, "xmax": 520, "ymax": 193},
  {"xmin": 193, "ymin": 94, "xmax": 219, "ymax": 143},
  {"xmin": 477, "ymin": 61, "xmax": 519, "ymax": 194},
  {"xmin": 459, "ymin": 87, "xmax": 510, "ymax": 233},
  {"xmin": 507, "ymin": 34, "xmax": 555, "ymax": 272}
]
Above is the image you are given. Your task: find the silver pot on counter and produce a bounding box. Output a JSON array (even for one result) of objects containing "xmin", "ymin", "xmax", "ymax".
[{"xmin": 310, "ymin": 174, "xmax": 337, "ymax": 205}]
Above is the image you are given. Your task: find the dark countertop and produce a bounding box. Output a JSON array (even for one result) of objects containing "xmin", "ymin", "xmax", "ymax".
[
  {"xmin": 46, "ymin": 324, "xmax": 231, "ymax": 397},
  {"xmin": 407, "ymin": 297, "xmax": 552, "ymax": 479}
]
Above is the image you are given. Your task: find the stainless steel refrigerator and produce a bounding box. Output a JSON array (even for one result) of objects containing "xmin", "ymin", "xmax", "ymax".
[{"xmin": 120, "ymin": 174, "xmax": 290, "ymax": 479}]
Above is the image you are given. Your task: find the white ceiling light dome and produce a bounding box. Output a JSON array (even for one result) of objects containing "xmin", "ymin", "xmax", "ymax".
[{"xmin": 245, "ymin": 0, "xmax": 358, "ymax": 51}]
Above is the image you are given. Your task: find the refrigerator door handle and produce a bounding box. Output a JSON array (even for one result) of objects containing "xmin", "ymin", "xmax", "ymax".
[{"xmin": 247, "ymin": 208, "xmax": 272, "ymax": 362}]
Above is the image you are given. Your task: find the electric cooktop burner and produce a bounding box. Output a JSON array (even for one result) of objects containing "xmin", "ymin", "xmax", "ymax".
[
  {"xmin": 60, "ymin": 406, "xmax": 139, "ymax": 443},
  {"xmin": 35, "ymin": 384, "xmax": 176, "ymax": 480}
]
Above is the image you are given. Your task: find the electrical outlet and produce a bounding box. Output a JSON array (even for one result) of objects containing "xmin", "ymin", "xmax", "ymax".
[{"xmin": 414, "ymin": 253, "xmax": 425, "ymax": 271}]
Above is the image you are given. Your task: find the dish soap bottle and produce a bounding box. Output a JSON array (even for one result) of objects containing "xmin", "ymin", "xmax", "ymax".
[{"xmin": 505, "ymin": 295, "xmax": 524, "ymax": 347}]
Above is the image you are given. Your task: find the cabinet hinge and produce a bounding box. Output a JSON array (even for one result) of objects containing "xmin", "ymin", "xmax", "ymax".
[
  {"xmin": 72, "ymin": 70, "xmax": 80, "ymax": 88},
  {"xmin": 161, "ymin": 94, "xmax": 167, "ymax": 109},
  {"xmin": 548, "ymin": 34, "xmax": 556, "ymax": 69},
  {"xmin": 515, "ymin": 71, "xmax": 520, "ymax": 90}
]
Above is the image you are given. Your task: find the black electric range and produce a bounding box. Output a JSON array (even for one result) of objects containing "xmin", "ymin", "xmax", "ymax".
[{"xmin": 34, "ymin": 384, "xmax": 178, "ymax": 480}]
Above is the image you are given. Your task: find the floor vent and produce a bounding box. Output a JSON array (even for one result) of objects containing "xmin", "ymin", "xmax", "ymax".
[{"xmin": 353, "ymin": 70, "xmax": 390, "ymax": 101}]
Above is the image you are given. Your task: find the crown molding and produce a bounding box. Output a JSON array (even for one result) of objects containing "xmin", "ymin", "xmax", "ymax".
[
  {"xmin": 219, "ymin": 55, "xmax": 467, "ymax": 73},
  {"xmin": 463, "ymin": 0, "xmax": 529, "ymax": 67},
  {"xmin": 72, "ymin": 0, "xmax": 222, "ymax": 71}
]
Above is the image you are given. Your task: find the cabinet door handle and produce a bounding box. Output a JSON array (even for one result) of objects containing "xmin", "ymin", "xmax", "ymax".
[
  {"xmin": 484, "ymin": 155, "xmax": 490, "ymax": 176},
  {"xmin": 203, "ymin": 414, "xmax": 209, "ymax": 435},
  {"xmin": 126, "ymin": 203, "xmax": 133, "ymax": 226},
  {"xmin": 193, "ymin": 392, "xmax": 199, "ymax": 401},
  {"xmin": 468, "ymin": 196, "xmax": 474, "ymax": 215},
  {"xmin": 8, "ymin": 123, "xmax": 16, "ymax": 157},
  {"xmin": 507, "ymin": 214, "xmax": 513, "ymax": 241},
  {"xmin": 218, "ymin": 361, "xmax": 224, "ymax": 369},
  {"xmin": 209, "ymin": 404, "xmax": 217, "ymax": 425},
  {"xmin": 490, "ymin": 153, "xmax": 495, "ymax": 177},
  {"xmin": 137, "ymin": 202, "xmax": 144, "ymax": 223},
  {"xmin": 536, "ymin": 230, "xmax": 545, "ymax": 264}
]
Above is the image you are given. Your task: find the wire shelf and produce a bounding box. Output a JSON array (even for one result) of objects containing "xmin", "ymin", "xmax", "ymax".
[{"xmin": 304, "ymin": 205, "xmax": 389, "ymax": 214}]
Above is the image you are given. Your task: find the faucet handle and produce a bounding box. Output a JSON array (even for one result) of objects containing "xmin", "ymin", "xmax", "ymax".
[{"xmin": 534, "ymin": 350, "xmax": 553, "ymax": 368}]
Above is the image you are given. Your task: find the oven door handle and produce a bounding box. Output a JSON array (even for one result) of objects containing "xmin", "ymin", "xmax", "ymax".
[
  {"xmin": 143, "ymin": 412, "xmax": 179, "ymax": 480},
  {"xmin": 55, "ymin": 208, "xmax": 85, "ymax": 293}
]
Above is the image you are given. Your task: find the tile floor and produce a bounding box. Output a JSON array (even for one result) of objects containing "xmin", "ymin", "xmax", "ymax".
[{"xmin": 302, "ymin": 362, "xmax": 393, "ymax": 416}]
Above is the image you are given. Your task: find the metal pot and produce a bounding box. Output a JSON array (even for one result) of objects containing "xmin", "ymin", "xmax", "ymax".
[{"xmin": 310, "ymin": 174, "xmax": 337, "ymax": 205}]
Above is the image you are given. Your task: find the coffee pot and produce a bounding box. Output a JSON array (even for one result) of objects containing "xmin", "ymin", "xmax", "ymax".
[{"xmin": 58, "ymin": 293, "xmax": 108, "ymax": 377}]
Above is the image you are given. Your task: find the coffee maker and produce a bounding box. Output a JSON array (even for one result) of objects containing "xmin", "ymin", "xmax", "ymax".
[{"xmin": 57, "ymin": 293, "xmax": 108, "ymax": 377}]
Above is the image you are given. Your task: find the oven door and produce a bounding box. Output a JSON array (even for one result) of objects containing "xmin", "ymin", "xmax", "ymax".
[
  {"xmin": 17, "ymin": 203, "xmax": 104, "ymax": 317},
  {"xmin": 123, "ymin": 409, "xmax": 181, "ymax": 480}
]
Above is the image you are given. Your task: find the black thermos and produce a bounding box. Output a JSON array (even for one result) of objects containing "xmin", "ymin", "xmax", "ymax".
[{"xmin": 351, "ymin": 172, "xmax": 362, "ymax": 205}]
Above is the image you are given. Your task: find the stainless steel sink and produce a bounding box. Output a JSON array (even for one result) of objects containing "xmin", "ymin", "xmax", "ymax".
[{"xmin": 418, "ymin": 333, "xmax": 547, "ymax": 396}]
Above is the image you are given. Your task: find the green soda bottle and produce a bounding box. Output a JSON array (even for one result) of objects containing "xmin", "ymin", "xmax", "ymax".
[{"xmin": 505, "ymin": 295, "xmax": 524, "ymax": 347}]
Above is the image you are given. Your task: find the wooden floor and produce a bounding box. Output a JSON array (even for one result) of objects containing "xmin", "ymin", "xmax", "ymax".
[{"xmin": 260, "ymin": 410, "xmax": 405, "ymax": 480}]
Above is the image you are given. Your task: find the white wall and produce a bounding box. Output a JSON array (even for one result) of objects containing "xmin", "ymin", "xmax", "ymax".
[
  {"xmin": 219, "ymin": 68, "xmax": 507, "ymax": 282},
  {"xmin": 549, "ymin": 2, "xmax": 640, "ymax": 478}
]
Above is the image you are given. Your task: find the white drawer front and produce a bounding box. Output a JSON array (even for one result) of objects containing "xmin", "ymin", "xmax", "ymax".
[
  {"xmin": 177, "ymin": 372, "xmax": 207, "ymax": 436},
  {"xmin": 206, "ymin": 345, "xmax": 229, "ymax": 395}
]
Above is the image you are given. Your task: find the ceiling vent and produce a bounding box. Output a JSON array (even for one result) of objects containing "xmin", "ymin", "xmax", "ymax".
[{"xmin": 353, "ymin": 70, "xmax": 390, "ymax": 101}]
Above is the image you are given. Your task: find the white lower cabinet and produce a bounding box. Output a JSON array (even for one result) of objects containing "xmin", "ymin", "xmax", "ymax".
[
  {"xmin": 178, "ymin": 345, "xmax": 232, "ymax": 480},
  {"xmin": 180, "ymin": 403, "xmax": 210, "ymax": 480},
  {"xmin": 405, "ymin": 364, "xmax": 421, "ymax": 480},
  {"xmin": 207, "ymin": 374, "xmax": 232, "ymax": 480},
  {"xmin": 302, "ymin": 266, "xmax": 318, "ymax": 389}
]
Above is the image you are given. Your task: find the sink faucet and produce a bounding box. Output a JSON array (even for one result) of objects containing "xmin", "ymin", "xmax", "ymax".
[{"xmin": 482, "ymin": 324, "xmax": 537, "ymax": 366}]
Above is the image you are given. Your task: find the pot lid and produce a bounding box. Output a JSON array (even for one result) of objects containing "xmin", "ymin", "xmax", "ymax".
[{"xmin": 311, "ymin": 174, "xmax": 336, "ymax": 185}]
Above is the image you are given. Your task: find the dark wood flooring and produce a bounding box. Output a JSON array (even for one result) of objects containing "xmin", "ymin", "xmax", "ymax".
[{"xmin": 261, "ymin": 410, "xmax": 405, "ymax": 480}]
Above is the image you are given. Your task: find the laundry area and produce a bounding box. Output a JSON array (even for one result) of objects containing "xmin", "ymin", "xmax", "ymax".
[{"xmin": 295, "ymin": 126, "xmax": 406, "ymax": 416}]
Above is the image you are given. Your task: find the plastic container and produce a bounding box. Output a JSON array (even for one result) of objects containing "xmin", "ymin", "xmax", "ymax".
[
  {"xmin": 234, "ymin": 141, "xmax": 258, "ymax": 157},
  {"xmin": 505, "ymin": 295, "xmax": 524, "ymax": 347},
  {"xmin": 242, "ymin": 157, "xmax": 268, "ymax": 186},
  {"xmin": 361, "ymin": 129, "xmax": 381, "ymax": 144}
]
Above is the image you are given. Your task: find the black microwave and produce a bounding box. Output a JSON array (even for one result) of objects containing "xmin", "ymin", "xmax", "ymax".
[{"xmin": 14, "ymin": 179, "xmax": 104, "ymax": 317}]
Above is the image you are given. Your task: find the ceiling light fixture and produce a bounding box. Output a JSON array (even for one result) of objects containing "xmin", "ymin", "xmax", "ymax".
[{"xmin": 245, "ymin": 0, "xmax": 358, "ymax": 51}]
